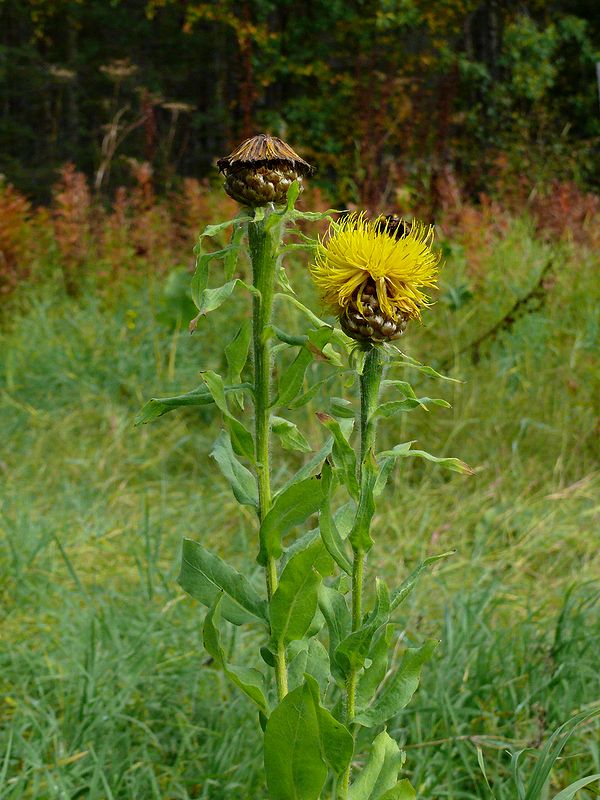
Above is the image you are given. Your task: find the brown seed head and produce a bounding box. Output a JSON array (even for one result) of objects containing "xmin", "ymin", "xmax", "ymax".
[{"xmin": 217, "ymin": 133, "xmax": 314, "ymax": 207}]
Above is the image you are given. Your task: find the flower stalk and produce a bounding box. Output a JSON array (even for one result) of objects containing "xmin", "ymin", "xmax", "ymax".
[
  {"xmin": 248, "ymin": 215, "xmax": 289, "ymax": 701},
  {"xmin": 341, "ymin": 344, "xmax": 386, "ymax": 797}
]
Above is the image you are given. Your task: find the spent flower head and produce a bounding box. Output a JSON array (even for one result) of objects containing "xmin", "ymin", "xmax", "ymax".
[
  {"xmin": 311, "ymin": 212, "xmax": 441, "ymax": 343},
  {"xmin": 217, "ymin": 133, "xmax": 314, "ymax": 207}
]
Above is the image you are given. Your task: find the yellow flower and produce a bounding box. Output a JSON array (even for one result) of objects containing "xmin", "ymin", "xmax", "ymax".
[{"xmin": 311, "ymin": 213, "xmax": 440, "ymax": 330}]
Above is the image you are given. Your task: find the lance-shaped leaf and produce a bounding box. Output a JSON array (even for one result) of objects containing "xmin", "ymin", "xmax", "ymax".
[
  {"xmin": 210, "ymin": 429, "xmax": 258, "ymax": 509},
  {"xmin": 330, "ymin": 396, "xmax": 355, "ymax": 419},
  {"xmin": 202, "ymin": 370, "xmax": 255, "ymax": 460},
  {"xmin": 319, "ymin": 465, "xmax": 352, "ymax": 575},
  {"xmin": 378, "ymin": 442, "xmax": 474, "ymax": 476},
  {"xmin": 271, "ymin": 416, "xmax": 311, "ymax": 453},
  {"xmin": 307, "ymin": 327, "xmax": 344, "ymax": 367},
  {"xmin": 356, "ymin": 624, "xmax": 394, "ymax": 710},
  {"xmin": 257, "ymin": 476, "xmax": 326, "ymax": 565},
  {"xmin": 287, "ymin": 638, "xmax": 329, "ymax": 693},
  {"xmin": 305, "ymin": 675, "xmax": 353, "ymax": 778},
  {"xmin": 372, "ymin": 397, "xmax": 450, "ymax": 420},
  {"xmin": 270, "ymin": 537, "xmax": 333, "ymax": 647},
  {"xmin": 319, "ymin": 584, "xmax": 351, "ymax": 687},
  {"xmin": 354, "ymin": 639, "xmax": 439, "ymax": 727},
  {"xmin": 223, "ymin": 222, "xmax": 246, "ymax": 280},
  {"xmin": 348, "ymin": 452, "xmax": 379, "ymax": 553},
  {"xmin": 389, "ymin": 350, "xmax": 461, "ymax": 383},
  {"xmin": 348, "ymin": 730, "xmax": 405, "ymax": 800},
  {"xmin": 195, "ymin": 278, "xmax": 258, "ymax": 318},
  {"xmin": 274, "ymin": 347, "xmax": 314, "ymax": 407},
  {"xmin": 317, "ymin": 413, "xmax": 359, "ymax": 499},
  {"xmin": 203, "ymin": 596, "xmax": 269, "ymax": 713},
  {"xmin": 225, "ymin": 320, "xmax": 252, "ymax": 410},
  {"xmin": 135, "ymin": 383, "xmax": 251, "ymax": 425},
  {"xmin": 390, "ymin": 551, "xmax": 456, "ymax": 612},
  {"xmin": 279, "ymin": 438, "xmax": 334, "ymax": 494},
  {"xmin": 179, "ymin": 538, "xmax": 268, "ymax": 624},
  {"xmin": 335, "ymin": 579, "xmax": 391, "ymax": 678},
  {"xmin": 264, "ymin": 682, "xmax": 328, "ymax": 800}
]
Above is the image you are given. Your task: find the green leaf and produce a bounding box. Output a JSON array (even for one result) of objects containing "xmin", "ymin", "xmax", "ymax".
[
  {"xmin": 372, "ymin": 397, "xmax": 450, "ymax": 420},
  {"xmin": 390, "ymin": 552, "xmax": 456, "ymax": 612},
  {"xmin": 199, "ymin": 215, "xmax": 251, "ymax": 242},
  {"xmin": 264, "ymin": 683, "xmax": 328, "ymax": 800},
  {"xmin": 348, "ymin": 453, "xmax": 379, "ymax": 553},
  {"xmin": 378, "ymin": 443, "xmax": 474, "ymax": 476},
  {"xmin": 275, "ymin": 347, "xmax": 314, "ymax": 407},
  {"xmin": 319, "ymin": 585, "xmax": 351, "ymax": 687},
  {"xmin": 258, "ymin": 476, "xmax": 326, "ymax": 565},
  {"xmin": 552, "ymin": 775, "xmax": 600, "ymax": 800},
  {"xmin": 225, "ymin": 320, "xmax": 252, "ymax": 384},
  {"xmin": 203, "ymin": 596, "xmax": 269, "ymax": 713},
  {"xmin": 270, "ymin": 537, "xmax": 333, "ymax": 646},
  {"xmin": 378, "ymin": 780, "xmax": 416, "ymax": 800},
  {"xmin": 200, "ymin": 280, "xmax": 238, "ymax": 313},
  {"xmin": 304, "ymin": 638, "xmax": 331, "ymax": 694},
  {"xmin": 317, "ymin": 412, "xmax": 359, "ymax": 499},
  {"xmin": 389, "ymin": 350, "xmax": 460, "ymax": 383},
  {"xmin": 202, "ymin": 371, "xmax": 255, "ymax": 460},
  {"xmin": 134, "ymin": 383, "xmax": 252, "ymax": 425},
  {"xmin": 335, "ymin": 579, "xmax": 390, "ymax": 677},
  {"xmin": 348, "ymin": 730, "xmax": 405, "ymax": 800},
  {"xmin": 279, "ymin": 438, "xmax": 334, "ymax": 494},
  {"xmin": 354, "ymin": 639, "xmax": 439, "ymax": 727},
  {"xmin": 179, "ymin": 538, "xmax": 268, "ymax": 624},
  {"xmin": 224, "ymin": 223, "xmax": 246, "ymax": 280},
  {"xmin": 307, "ymin": 327, "xmax": 344, "ymax": 367},
  {"xmin": 319, "ymin": 470, "xmax": 352, "ymax": 575},
  {"xmin": 356, "ymin": 625, "xmax": 394, "ymax": 710},
  {"xmin": 190, "ymin": 250, "xmax": 211, "ymax": 310},
  {"xmin": 272, "ymin": 416, "xmax": 312, "ymax": 453},
  {"xmin": 210, "ymin": 430, "xmax": 258, "ymax": 509},
  {"xmin": 330, "ymin": 397, "xmax": 356, "ymax": 418},
  {"xmin": 305, "ymin": 675, "xmax": 353, "ymax": 778}
]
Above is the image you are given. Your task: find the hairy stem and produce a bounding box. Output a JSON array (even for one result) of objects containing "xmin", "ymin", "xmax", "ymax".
[
  {"xmin": 340, "ymin": 345, "xmax": 385, "ymax": 797},
  {"xmin": 248, "ymin": 217, "xmax": 288, "ymax": 701}
]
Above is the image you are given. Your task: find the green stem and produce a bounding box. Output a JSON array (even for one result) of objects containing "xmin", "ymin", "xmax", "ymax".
[
  {"xmin": 359, "ymin": 346, "xmax": 385, "ymax": 464},
  {"xmin": 340, "ymin": 345, "xmax": 385, "ymax": 798},
  {"xmin": 248, "ymin": 216, "xmax": 288, "ymax": 701}
]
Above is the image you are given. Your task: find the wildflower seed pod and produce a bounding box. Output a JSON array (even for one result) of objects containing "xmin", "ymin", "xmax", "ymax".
[{"xmin": 217, "ymin": 133, "xmax": 314, "ymax": 207}]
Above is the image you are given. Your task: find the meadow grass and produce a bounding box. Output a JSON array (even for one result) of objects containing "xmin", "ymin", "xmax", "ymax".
[{"xmin": 1, "ymin": 215, "xmax": 598, "ymax": 799}]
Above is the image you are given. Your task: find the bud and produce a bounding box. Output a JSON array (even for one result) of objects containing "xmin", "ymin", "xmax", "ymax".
[
  {"xmin": 217, "ymin": 133, "xmax": 314, "ymax": 207},
  {"xmin": 340, "ymin": 280, "xmax": 409, "ymax": 343}
]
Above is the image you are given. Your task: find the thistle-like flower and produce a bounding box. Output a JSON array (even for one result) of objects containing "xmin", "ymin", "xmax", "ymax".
[
  {"xmin": 217, "ymin": 133, "xmax": 314, "ymax": 207},
  {"xmin": 311, "ymin": 213, "xmax": 441, "ymax": 343}
]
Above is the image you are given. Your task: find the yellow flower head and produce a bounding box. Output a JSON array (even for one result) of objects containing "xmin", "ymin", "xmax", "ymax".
[{"xmin": 311, "ymin": 213, "xmax": 441, "ymax": 325}]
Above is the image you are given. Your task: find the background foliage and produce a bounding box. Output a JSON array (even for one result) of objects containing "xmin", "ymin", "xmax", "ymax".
[{"xmin": 1, "ymin": 0, "xmax": 599, "ymax": 203}]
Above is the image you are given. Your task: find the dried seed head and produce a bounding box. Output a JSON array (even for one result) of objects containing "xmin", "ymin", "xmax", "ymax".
[{"xmin": 217, "ymin": 133, "xmax": 314, "ymax": 207}]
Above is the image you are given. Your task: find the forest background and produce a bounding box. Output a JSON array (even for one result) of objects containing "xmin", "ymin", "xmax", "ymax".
[
  {"xmin": 1, "ymin": 1, "xmax": 599, "ymax": 799},
  {"xmin": 1, "ymin": 0, "xmax": 600, "ymax": 206}
]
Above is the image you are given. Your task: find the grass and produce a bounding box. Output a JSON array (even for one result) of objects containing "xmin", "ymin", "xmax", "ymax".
[{"xmin": 1, "ymin": 212, "xmax": 599, "ymax": 799}]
